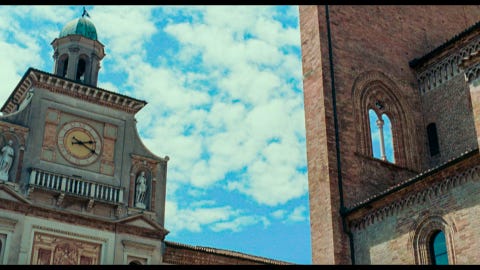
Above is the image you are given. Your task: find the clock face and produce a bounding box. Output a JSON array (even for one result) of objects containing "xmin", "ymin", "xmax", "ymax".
[{"xmin": 57, "ymin": 121, "xmax": 102, "ymax": 166}]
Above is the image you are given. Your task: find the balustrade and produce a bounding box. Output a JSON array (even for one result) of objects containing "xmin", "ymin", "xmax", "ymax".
[{"xmin": 29, "ymin": 168, "xmax": 123, "ymax": 204}]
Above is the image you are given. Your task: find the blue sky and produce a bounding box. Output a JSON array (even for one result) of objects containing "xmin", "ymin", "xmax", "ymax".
[{"xmin": 0, "ymin": 5, "xmax": 311, "ymax": 264}]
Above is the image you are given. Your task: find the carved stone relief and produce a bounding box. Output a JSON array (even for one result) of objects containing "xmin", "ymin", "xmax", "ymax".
[{"xmin": 30, "ymin": 232, "xmax": 101, "ymax": 265}]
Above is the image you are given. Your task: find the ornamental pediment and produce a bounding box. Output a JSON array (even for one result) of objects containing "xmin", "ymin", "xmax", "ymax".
[
  {"xmin": 0, "ymin": 183, "xmax": 30, "ymax": 204},
  {"xmin": 116, "ymin": 214, "xmax": 165, "ymax": 231}
]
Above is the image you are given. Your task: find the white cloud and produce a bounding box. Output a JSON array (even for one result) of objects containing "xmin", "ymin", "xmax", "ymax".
[
  {"xmin": 0, "ymin": 6, "xmax": 84, "ymax": 103},
  {"xmin": 0, "ymin": 42, "xmax": 42, "ymax": 103},
  {"xmin": 228, "ymin": 156, "xmax": 307, "ymax": 206},
  {"xmin": 165, "ymin": 200, "xmax": 240, "ymax": 234},
  {"xmin": 288, "ymin": 205, "xmax": 308, "ymax": 222},
  {"xmin": 211, "ymin": 215, "xmax": 270, "ymax": 232},
  {"xmin": 14, "ymin": 6, "xmax": 75, "ymax": 24},
  {"xmin": 0, "ymin": 5, "xmax": 308, "ymax": 237},
  {"xmin": 271, "ymin": 209, "xmax": 286, "ymax": 219},
  {"xmin": 92, "ymin": 6, "xmax": 157, "ymax": 56},
  {"xmin": 142, "ymin": 6, "xmax": 306, "ymax": 207},
  {"xmin": 97, "ymin": 81, "xmax": 119, "ymax": 93}
]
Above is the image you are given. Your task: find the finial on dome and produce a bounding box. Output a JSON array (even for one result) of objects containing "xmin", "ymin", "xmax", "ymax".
[{"xmin": 82, "ymin": 7, "xmax": 91, "ymax": 18}]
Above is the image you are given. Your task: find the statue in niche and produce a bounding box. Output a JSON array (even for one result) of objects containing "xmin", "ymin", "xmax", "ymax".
[
  {"xmin": 135, "ymin": 171, "xmax": 148, "ymax": 209},
  {"xmin": 0, "ymin": 140, "xmax": 14, "ymax": 181}
]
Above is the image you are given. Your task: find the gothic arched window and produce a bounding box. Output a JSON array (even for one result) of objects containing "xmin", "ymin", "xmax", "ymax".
[
  {"xmin": 429, "ymin": 230, "xmax": 449, "ymax": 265},
  {"xmin": 369, "ymin": 109, "xmax": 394, "ymax": 162},
  {"xmin": 353, "ymin": 71, "xmax": 421, "ymax": 171}
]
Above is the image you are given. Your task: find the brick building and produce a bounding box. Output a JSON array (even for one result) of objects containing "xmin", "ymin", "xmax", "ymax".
[
  {"xmin": 0, "ymin": 11, "xmax": 290, "ymax": 265},
  {"xmin": 300, "ymin": 5, "xmax": 480, "ymax": 264}
]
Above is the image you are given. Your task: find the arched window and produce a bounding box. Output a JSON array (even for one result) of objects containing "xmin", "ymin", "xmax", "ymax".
[
  {"xmin": 62, "ymin": 58, "xmax": 69, "ymax": 77},
  {"xmin": 427, "ymin": 123, "xmax": 440, "ymax": 156},
  {"xmin": 411, "ymin": 215, "xmax": 455, "ymax": 264},
  {"xmin": 368, "ymin": 108, "xmax": 394, "ymax": 163},
  {"xmin": 76, "ymin": 58, "xmax": 86, "ymax": 82},
  {"xmin": 353, "ymin": 71, "xmax": 421, "ymax": 170},
  {"xmin": 129, "ymin": 260, "xmax": 142, "ymax": 265},
  {"xmin": 429, "ymin": 230, "xmax": 449, "ymax": 265},
  {"xmin": 56, "ymin": 54, "xmax": 69, "ymax": 77},
  {"xmin": 369, "ymin": 109, "xmax": 381, "ymax": 159},
  {"xmin": 382, "ymin": 114, "xmax": 394, "ymax": 162}
]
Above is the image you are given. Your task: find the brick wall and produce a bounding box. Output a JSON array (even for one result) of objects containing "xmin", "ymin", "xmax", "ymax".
[
  {"xmin": 349, "ymin": 153, "xmax": 480, "ymax": 264},
  {"xmin": 162, "ymin": 242, "xmax": 291, "ymax": 265},
  {"xmin": 323, "ymin": 4, "xmax": 480, "ymax": 207},
  {"xmin": 421, "ymin": 74, "xmax": 477, "ymax": 167},
  {"xmin": 300, "ymin": 5, "xmax": 480, "ymax": 264},
  {"xmin": 300, "ymin": 5, "xmax": 349, "ymax": 264}
]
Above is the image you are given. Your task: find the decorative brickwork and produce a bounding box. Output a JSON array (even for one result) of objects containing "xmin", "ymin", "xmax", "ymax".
[
  {"xmin": 352, "ymin": 70, "xmax": 421, "ymax": 171},
  {"xmin": 410, "ymin": 215, "xmax": 457, "ymax": 265},
  {"xmin": 163, "ymin": 241, "xmax": 292, "ymax": 265},
  {"xmin": 415, "ymin": 35, "xmax": 480, "ymax": 94},
  {"xmin": 300, "ymin": 5, "xmax": 480, "ymax": 265},
  {"xmin": 1, "ymin": 68, "xmax": 146, "ymax": 115},
  {"xmin": 348, "ymin": 156, "xmax": 480, "ymax": 231}
]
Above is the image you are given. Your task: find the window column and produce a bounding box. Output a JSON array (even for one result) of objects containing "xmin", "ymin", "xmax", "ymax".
[{"xmin": 376, "ymin": 118, "xmax": 387, "ymax": 161}]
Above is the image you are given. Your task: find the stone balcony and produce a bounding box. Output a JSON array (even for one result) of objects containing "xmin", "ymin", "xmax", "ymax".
[{"xmin": 28, "ymin": 168, "xmax": 124, "ymax": 207}]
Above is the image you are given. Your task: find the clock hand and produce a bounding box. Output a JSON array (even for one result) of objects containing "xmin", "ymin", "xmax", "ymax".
[
  {"xmin": 72, "ymin": 136, "xmax": 97, "ymax": 155},
  {"xmin": 71, "ymin": 137, "xmax": 96, "ymax": 144},
  {"xmin": 72, "ymin": 140, "xmax": 96, "ymax": 144}
]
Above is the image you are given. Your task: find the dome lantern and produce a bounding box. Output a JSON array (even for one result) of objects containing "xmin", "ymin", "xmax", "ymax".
[{"xmin": 51, "ymin": 7, "xmax": 105, "ymax": 87}]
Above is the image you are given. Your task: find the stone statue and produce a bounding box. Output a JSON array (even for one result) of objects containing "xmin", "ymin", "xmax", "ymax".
[
  {"xmin": 0, "ymin": 140, "xmax": 14, "ymax": 181},
  {"xmin": 135, "ymin": 171, "xmax": 147, "ymax": 209}
]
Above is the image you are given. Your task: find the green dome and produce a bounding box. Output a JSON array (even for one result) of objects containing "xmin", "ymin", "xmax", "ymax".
[{"xmin": 59, "ymin": 17, "xmax": 98, "ymax": 41}]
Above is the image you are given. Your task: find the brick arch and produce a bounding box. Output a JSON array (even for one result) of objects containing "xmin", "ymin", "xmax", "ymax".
[
  {"xmin": 410, "ymin": 214, "xmax": 457, "ymax": 265},
  {"xmin": 352, "ymin": 70, "xmax": 420, "ymax": 170}
]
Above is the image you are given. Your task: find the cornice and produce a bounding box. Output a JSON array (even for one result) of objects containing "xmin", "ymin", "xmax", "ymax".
[
  {"xmin": 32, "ymin": 224, "xmax": 109, "ymax": 243},
  {"xmin": 348, "ymin": 159, "xmax": 480, "ymax": 231},
  {"xmin": 413, "ymin": 35, "xmax": 480, "ymax": 95},
  {"xmin": 460, "ymin": 51, "xmax": 480, "ymax": 83},
  {"xmin": 1, "ymin": 68, "xmax": 146, "ymax": 115},
  {"xmin": 121, "ymin": 239, "xmax": 156, "ymax": 253},
  {"xmin": 164, "ymin": 241, "xmax": 293, "ymax": 265},
  {"xmin": 409, "ymin": 20, "xmax": 480, "ymax": 69}
]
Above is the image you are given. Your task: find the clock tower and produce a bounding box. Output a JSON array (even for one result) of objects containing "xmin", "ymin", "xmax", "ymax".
[{"xmin": 0, "ymin": 10, "xmax": 169, "ymax": 265}]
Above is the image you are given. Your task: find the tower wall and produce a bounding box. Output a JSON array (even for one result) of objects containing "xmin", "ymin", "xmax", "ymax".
[
  {"xmin": 300, "ymin": 5, "xmax": 480, "ymax": 264},
  {"xmin": 51, "ymin": 35, "xmax": 105, "ymax": 87}
]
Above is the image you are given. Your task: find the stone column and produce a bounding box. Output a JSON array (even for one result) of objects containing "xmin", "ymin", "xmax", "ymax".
[
  {"xmin": 376, "ymin": 118, "xmax": 387, "ymax": 161},
  {"xmin": 89, "ymin": 53, "xmax": 100, "ymax": 86},
  {"xmin": 52, "ymin": 50, "xmax": 59, "ymax": 75},
  {"xmin": 67, "ymin": 47, "xmax": 80, "ymax": 80}
]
